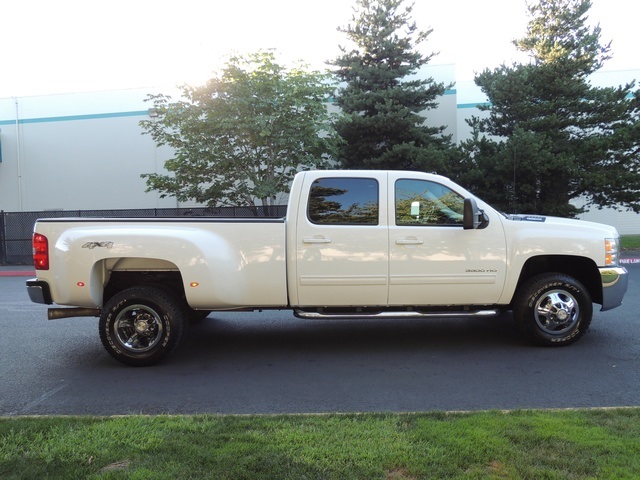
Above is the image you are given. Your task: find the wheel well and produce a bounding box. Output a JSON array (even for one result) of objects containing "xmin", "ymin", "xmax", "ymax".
[
  {"xmin": 516, "ymin": 255, "xmax": 602, "ymax": 305},
  {"xmin": 103, "ymin": 270, "xmax": 186, "ymax": 305}
]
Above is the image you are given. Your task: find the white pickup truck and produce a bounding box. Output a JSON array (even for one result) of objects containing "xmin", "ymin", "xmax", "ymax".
[{"xmin": 27, "ymin": 170, "xmax": 628, "ymax": 366}]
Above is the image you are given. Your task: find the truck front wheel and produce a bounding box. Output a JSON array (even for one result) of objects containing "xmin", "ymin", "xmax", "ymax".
[
  {"xmin": 99, "ymin": 286, "xmax": 185, "ymax": 366},
  {"xmin": 513, "ymin": 274, "xmax": 592, "ymax": 346}
]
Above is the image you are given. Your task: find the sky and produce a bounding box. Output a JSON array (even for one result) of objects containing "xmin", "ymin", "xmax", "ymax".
[{"xmin": 1, "ymin": 0, "xmax": 638, "ymax": 98}]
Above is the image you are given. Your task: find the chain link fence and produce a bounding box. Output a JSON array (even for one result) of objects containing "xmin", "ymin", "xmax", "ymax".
[{"xmin": 0, "ymin": 206, "xmax": 287, "ymax": 265}]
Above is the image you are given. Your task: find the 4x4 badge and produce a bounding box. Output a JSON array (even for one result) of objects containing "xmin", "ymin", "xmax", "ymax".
[{"xmin": 81, "ymin": 241, "xmax": 114, "ymax": 249}]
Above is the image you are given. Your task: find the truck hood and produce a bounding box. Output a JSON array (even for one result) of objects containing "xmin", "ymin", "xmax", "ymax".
[{"xmin": 507, "ymin": 213, "xmax": 619, "ymax": 236}]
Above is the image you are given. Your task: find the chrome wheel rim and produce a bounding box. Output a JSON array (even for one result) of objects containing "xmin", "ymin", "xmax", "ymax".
[
  {"xmin": 114, "ymin": 304, "xmax": 164, "ymax": 353},
  {"xmin": 534, "ymin": 289, "xmax": 579, "ymax": 335}
]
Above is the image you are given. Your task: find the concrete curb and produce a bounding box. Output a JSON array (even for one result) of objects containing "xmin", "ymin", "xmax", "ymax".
[{"xmin": 0, "ymin": 270, "xmax": 36, "ymax": 277}]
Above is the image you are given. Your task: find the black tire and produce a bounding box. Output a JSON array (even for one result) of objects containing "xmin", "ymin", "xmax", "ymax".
[
  {"xmin": 99, "ymin": 286, "xmax": 185, "ymax": 366},
  {"xmin": 513, "ymin": 273, "xmax": 592, "ymax": 346}
]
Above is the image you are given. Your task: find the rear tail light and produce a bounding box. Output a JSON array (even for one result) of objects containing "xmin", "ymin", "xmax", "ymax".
[{"xmin": 33, "ymin": 233, "xmax": 49, "ymax": 270}]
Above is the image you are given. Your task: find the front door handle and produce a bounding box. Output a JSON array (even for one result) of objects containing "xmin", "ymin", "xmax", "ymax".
[
  {"xmin": 395, "ymin": 238, "xmax": 424, "ymax": 245},
  {"xmin": 303, "ymin": 237, "xmax": 332, "ymax": 244}
]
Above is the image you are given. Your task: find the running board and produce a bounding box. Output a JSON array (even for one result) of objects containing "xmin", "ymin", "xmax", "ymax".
[{"xmin": 294, "ymin": 309, "xmax": 499, "ymax": 320}]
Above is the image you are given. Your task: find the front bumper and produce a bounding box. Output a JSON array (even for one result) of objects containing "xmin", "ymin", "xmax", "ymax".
[
  {"xmin": 599, "ymin": 267, "xmax": 628, "ymax": 311},
  {"xmin": 26, "ymin": 278, "xmax": 53, "ymax": 305}
]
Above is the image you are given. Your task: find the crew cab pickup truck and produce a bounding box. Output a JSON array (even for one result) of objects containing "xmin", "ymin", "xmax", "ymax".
[{"xmin": 27, "ymin": 170, "xmax": 628, "ymax": 366}]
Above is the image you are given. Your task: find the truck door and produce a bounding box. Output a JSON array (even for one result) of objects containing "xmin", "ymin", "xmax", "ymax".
[
  {"xmin": 294, "ymin": 174, "xmax": 389, "ymax": 307},
  {"xmin": 388, "ymin": 174, "xmax": 507, "ymax": 306}
]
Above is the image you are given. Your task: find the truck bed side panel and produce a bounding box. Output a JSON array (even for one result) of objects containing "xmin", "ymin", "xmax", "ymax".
[{"xmin": 34, "ymin": 218, "xmax": 288, "ymax": 309}]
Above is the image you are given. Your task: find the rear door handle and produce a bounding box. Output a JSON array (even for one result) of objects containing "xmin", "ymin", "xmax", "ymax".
[
  {"xmin": 303, "ymin": 237, "xmax": 332, "ymax": 244},
  {"xmin": 395, "ymin": 238, "xmax": 424, "ymax": 245}
]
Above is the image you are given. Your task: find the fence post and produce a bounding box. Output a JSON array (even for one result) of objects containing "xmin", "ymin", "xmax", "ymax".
[{"xmin": 0, "ymin": 210, "xmax": 6, "ymax": 265}]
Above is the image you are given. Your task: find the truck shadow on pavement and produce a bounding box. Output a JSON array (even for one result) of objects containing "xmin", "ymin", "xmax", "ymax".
[{"xmin": 176, "ymin": 311, "xmax": 525, "ymax": 364}]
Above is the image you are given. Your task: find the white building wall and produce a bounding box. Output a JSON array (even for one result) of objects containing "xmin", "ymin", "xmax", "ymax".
[
  {"xmin": 0, "ymin": 88, "xmax": 177, "ymax": 212},
  {"xmin": 0, "ymin": 100, "xmax": 21, "ymax": 211},
  {"xmin": 574, "ymin": 201, "xmax": 640, "ymax": 236},
  {"xmin": 417, "ymin": 64, "xmax": 458, "ymax": 143}
]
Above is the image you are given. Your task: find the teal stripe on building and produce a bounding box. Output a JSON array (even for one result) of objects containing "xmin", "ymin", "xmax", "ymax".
[{"xmin": 0, "ymin": 110, "xmax": 149, "ymax": 126}]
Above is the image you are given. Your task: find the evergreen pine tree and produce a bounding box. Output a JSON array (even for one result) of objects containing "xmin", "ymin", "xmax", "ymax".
[
  {"xmin": 331, "ymin": 0, "xmax": 456, "ymax": 172},
  {"xmin": 456, "ymin": 0, "xmax": 640, "ymax": 216}
]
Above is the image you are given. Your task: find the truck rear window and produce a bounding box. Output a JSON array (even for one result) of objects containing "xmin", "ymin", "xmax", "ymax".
[{"xmin": 308, "ymin": 178, "xmax": 379, "ymax": 225}]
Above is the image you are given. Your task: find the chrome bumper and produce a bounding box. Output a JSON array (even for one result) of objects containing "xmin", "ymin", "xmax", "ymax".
[
  {"xmin": 599, "ymin": 267, "xmax": 628, "ymax": 311},
  {"xmin": 26, "ymin": 278, "xmax": 53, "ymax": 305}
]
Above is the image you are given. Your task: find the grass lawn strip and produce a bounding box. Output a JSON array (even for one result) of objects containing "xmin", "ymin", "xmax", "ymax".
[
  {"xmin": 621, "ymin": 235, "xmax": 640, "ymax": 251},
  {"xmin": 1, "ymin": 408, "xmax": 640, "ymax": 479}
]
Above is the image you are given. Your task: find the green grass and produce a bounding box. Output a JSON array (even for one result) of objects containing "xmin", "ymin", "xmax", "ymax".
[
  {"xmin": 2, "ymin": 409, "xmax": 640, "ymax": 479},
  {"xmin": 621, "ymin": 235, "xmax": 640, "ymax": 250}
]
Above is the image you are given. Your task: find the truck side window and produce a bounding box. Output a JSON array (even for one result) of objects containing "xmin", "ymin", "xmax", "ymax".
[
  {"xmin": 308, "ymin": 178, "xmax": 379, "ymax": 225},
  {"xmin": 395, "ymin": 179, "xmax": 464, "ymax": 226}
]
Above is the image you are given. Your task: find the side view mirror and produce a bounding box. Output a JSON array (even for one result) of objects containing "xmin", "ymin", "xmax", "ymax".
[{"xmin": 463, "ymin": 198, "xmax": 489, "ymax": 230}]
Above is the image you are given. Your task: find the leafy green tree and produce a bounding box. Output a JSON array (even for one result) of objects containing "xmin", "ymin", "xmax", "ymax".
[
  {"xmin": 455, "ymin": 0, "xmax": 640, "ymax": 216},
  {"xmin": 140, "ymin": 51, "xmax": 339, "ymax": 209},
  {"xmin": 330, "ymin": 0, "xmax": 456, "ymax": 172}
]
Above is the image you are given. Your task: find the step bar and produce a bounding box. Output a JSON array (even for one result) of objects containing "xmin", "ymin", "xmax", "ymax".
[{"xmin": 294, "ymin": 309, "xmax": 499, "ymax": 320}]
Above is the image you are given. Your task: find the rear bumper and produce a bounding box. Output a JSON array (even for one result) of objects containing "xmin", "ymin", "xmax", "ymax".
[
  {"xmin": 26, "ymin": 278, "xmax": 53, "ymax": 305},
  {"xmin": 599, "ymin": 267, "xmax": 628, "ymax": 311}
]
